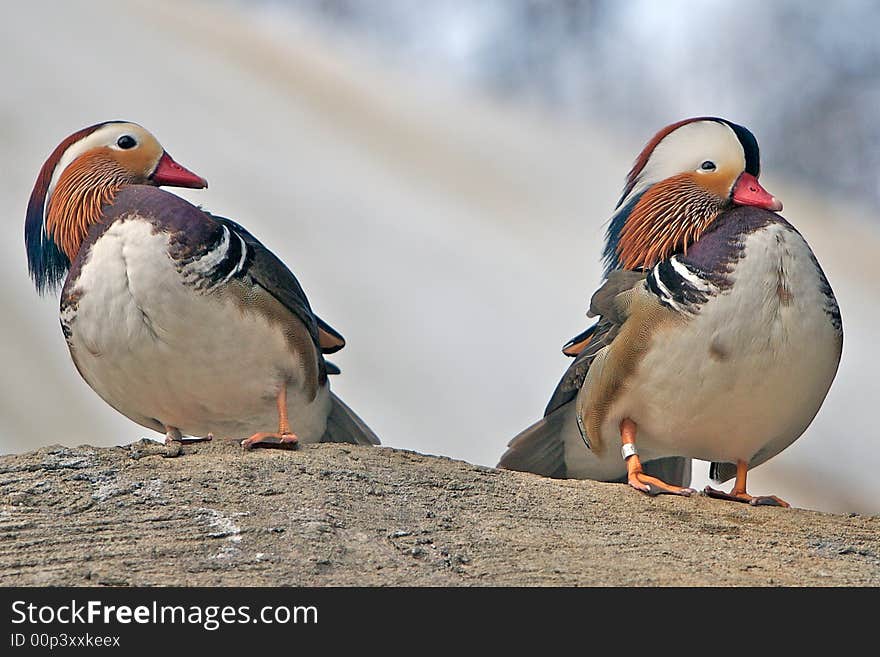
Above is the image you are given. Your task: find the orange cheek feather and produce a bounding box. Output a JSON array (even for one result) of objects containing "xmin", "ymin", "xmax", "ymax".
[
  {"xmin": 616, "ymin": 173, "xmax": 729, "ymax": 270},
  {"xmin": 45, "ymin": 152, "xmax": 126, "ymax": 261}
]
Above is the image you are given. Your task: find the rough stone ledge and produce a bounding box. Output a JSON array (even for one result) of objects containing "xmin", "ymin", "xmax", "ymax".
[{"xmin": 0, "ymin": 441, "xmax": 877, "ymax": 586}]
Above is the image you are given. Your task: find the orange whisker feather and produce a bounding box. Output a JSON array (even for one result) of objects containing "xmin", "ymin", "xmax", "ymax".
[
  {"xmin": 45, "ymin": 153, "xmax": 125, "ymax": 261},
  {"xmin": 616, "ymin": 174, "xmax": 724, "ymax": 270}
]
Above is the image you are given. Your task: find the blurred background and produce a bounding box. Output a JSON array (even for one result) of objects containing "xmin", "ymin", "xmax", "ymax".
[{"xmin": 1, "ymin": 0, "xmax": 877, "ymax": 514}]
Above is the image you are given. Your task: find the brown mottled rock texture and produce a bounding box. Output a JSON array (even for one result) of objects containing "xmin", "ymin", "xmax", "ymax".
[{"xmin": 0, "ymin": 441, "xmax": 877, "ymax": 586}]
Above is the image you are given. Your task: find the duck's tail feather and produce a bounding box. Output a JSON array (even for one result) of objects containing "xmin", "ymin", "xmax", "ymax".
[{"xmin": 320, "ymin": 392, "xmax": 381, "ymax": 446}]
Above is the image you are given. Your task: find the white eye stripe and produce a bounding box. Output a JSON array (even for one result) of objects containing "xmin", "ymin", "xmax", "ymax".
[
  {"xmin": 43, "ymin": 123, "xmax": 143, "ymax": 223},
  {"xmin": 620, "ymin": 121, "xmax": 744, "ymax": 206}
]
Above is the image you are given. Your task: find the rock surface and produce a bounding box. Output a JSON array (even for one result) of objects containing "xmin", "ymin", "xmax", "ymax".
[{"xmin": 0, "ymin": 441, "xmax": 877, "ymax": 586}]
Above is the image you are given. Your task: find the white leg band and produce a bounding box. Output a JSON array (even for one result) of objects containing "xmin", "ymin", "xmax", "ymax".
[{"xmin": 621, "ymin": 443, "xmax": 638, "ymax": 460}]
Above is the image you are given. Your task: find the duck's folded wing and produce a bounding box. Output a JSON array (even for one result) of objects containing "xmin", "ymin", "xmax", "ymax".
[
  {"xmin": 547, "ymin": 269, "xmax": 647, "ymax": 415},
  {"xmin": 500, "ymin": 271, "xmax": 644, "ymax": 474},
  {"xmin": 499, "ymin": 392, "xmax": 691, "ymax": 486},
  {"xmin": 500, "ymin": 269, "xmax": 692, "ymax": 487},
  {"xmin": 213, "ymin": 216, "xmax": 346, "ymax": 355}
]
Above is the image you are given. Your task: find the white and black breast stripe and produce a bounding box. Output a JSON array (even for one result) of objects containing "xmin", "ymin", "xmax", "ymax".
[
  {"xmin": 646, "ymin": 255, "xmax": 715, "ymax": 314},
  {"xmin": 214, "ymin": 226, "xmax": 249, "ymax": 284},
  {"xmin": 180, "ymin": 224, "xmax": 250, "ymax": 290}
]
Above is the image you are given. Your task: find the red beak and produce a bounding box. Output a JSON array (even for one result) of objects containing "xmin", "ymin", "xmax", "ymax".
[
  {"xmin": 150, "ymin": 152, "xmax": 208, "ymax": 189},
  {"xmin": 732, "ymin": 172, "xmax": 782, "ymax": 212}
]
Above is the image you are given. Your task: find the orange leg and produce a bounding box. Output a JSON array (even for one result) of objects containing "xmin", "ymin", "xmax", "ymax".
[
  {"xmin": 704, "ymin": 461, "xmax": 789, "ymax": 507},
  {"xmin": 621, "ymin": 418, "xmax": 694, "ymax": 497},
  {"xmin": 240, "ymin": 384, "xmax": 299, "ymax": 450}
]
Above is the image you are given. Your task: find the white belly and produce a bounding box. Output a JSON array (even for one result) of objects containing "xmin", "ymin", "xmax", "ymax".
[
  {"xmin": 602, "ymin": 224, "xmax": 842, "ymax": 464},
  {"xmin": 64, "ymin": 220, "xmax": 330, "ymax": 441}
]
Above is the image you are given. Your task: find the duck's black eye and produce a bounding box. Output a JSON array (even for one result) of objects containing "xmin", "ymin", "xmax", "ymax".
[
  {"xmin": 700, "ymin": 160, "xmax": 716, "ymax": 171},
  {"xmin": 117, "ymin": 135, "xmax": 137, "ymax": 149}
]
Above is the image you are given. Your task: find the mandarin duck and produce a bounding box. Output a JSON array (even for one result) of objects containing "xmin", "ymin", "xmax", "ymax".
[
  {"xmin": 499, "ymin": 117, "xmax": 842, "ymax": 506},
  {"xmin": 25, "ymin": 121, "xmax": 379, "ymax": 450}
]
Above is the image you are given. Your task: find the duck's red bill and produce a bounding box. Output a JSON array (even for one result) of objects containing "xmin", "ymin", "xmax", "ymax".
[
  {"xmin": 732, "ymin": 172, "xmax": 781, "ymax": 212},
  {"xmin": 151, "ymin": 152, "xmax": 208, "ymax": 189}
]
